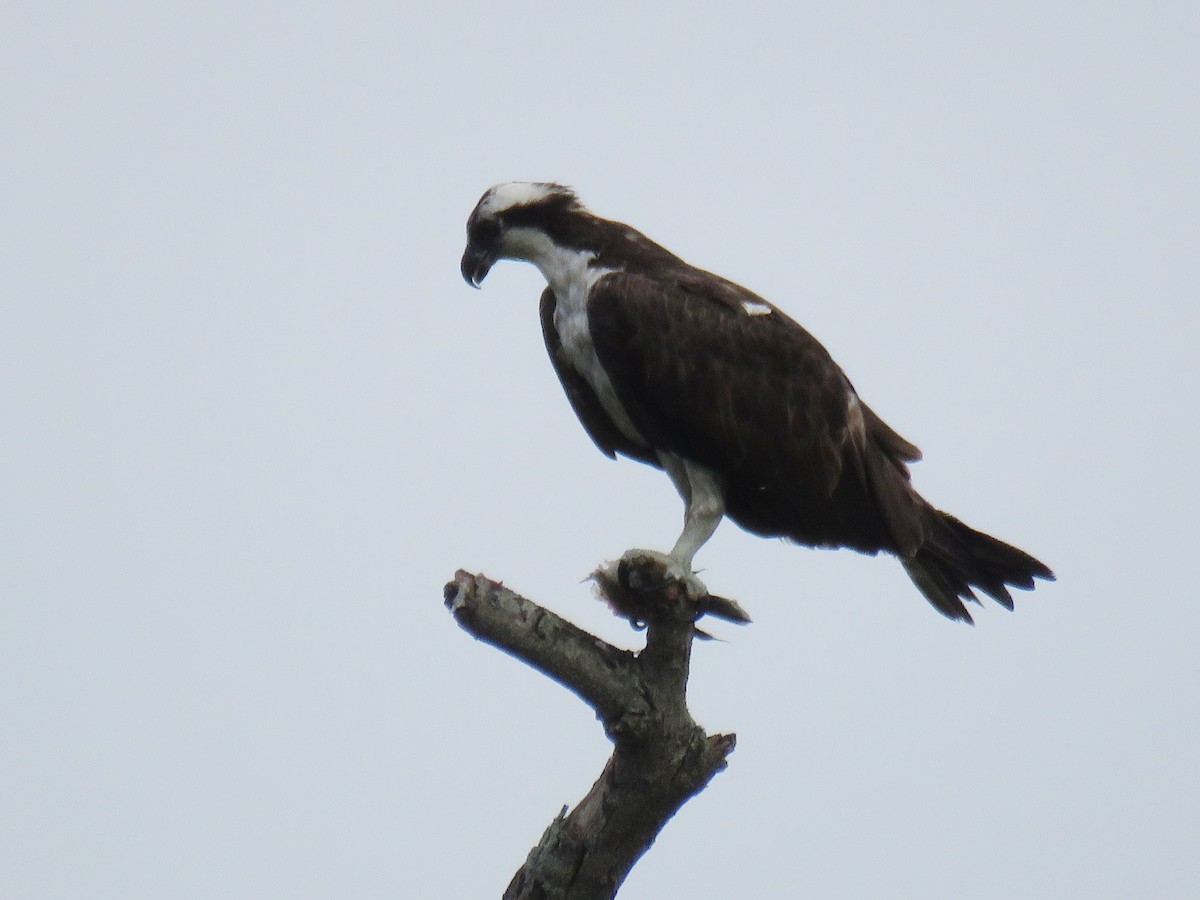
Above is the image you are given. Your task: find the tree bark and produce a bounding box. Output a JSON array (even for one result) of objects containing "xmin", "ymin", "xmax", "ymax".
[{"xmin": 443, "ymin": 556, "xmax": 736, "ymax": 899}]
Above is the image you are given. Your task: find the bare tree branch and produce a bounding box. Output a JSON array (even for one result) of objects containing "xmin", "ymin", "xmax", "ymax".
[{"xmin": 443, "ymin": 556, "xmax": 737, "ymax": 899}]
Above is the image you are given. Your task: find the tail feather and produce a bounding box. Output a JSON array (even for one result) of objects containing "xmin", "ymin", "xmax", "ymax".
[{"xmin": 902, "ymin": 509, "xmax": 1054, "ymax": 623}]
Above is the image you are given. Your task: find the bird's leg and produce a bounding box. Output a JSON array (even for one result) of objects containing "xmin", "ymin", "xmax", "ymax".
[
  {"xmin": 614, "ymin": 455, "xmax": 725, "ymax": 601},
  {"xmin": 669, "ymin": 474, "xmax": 724, "ymax": 571}
]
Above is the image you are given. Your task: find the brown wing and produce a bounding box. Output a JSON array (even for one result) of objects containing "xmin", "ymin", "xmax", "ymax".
[{"xmin": 586, "ymin": 270, "xmax": 925, "ymax": 555}]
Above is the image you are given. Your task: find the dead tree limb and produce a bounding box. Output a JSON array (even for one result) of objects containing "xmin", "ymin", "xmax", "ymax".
[{"xmin": 443, "ymin": 556, "xmax": 737, "ymax": 900}]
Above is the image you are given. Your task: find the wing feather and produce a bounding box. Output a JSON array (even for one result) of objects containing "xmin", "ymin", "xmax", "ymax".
[{"xmin": 586, "ymin": 270, "xmax": 923, "ymax": 554}]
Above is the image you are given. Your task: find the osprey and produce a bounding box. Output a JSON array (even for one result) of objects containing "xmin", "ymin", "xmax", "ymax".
[{"xmin": 461, "ymin": 182, "xmax": 1053, "ymax": 622}]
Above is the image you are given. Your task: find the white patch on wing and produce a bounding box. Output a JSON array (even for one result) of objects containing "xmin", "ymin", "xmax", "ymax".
[
  {"xmin": 742, "ymin": 300, "xmax": 772, "ymax": 316},
  {"xmin": 846, "ymin": 392, "xmax": 865, "ymax": 440},
  {"xmin": 845, "ymin": 391, "xmax": 868, "ymax": 479}
]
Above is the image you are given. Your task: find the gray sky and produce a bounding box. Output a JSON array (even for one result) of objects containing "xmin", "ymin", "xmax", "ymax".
[{"xmin": 3, "ymin": 2, "xmax": 1198, "ymax": 897}]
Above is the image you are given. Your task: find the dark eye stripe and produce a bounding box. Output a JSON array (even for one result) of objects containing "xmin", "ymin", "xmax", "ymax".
[{"xmin": 471, "ymin": 219, "xmax": 501, "ymax": 243}]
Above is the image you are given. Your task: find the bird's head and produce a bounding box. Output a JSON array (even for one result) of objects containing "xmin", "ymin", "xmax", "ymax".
[{"xmin": 460, "ymin": 182, "xmax": 586, "ymax": 289}]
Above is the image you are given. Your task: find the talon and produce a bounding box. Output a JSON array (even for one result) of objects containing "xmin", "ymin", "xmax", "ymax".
[
  {"xmin": 617, "ymin": 548, "xmax": 710, "ymax": 601},
  {"xmin": 592, "ymin": 550, "xmax": 749, "ymax": 630}
]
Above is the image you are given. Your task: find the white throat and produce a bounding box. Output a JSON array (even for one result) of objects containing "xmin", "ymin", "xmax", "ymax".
[{"xmin": 502, "ymin": 227, "xmax": 594, "ymax": 300}]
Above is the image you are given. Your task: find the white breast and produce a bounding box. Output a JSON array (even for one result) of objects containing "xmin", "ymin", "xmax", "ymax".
[
  {"xmin": 552, "ymin": 268, "xmax": 647, "ymax": 446},
  {"xmin": 502, "ymin": 225, "xmax": 647, "ymax": 447}
]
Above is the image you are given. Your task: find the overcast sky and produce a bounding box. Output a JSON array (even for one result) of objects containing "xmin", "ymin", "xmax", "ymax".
[{"xmin": 3, "ymin": 3, "xmax": 1198, "ymax": 898}]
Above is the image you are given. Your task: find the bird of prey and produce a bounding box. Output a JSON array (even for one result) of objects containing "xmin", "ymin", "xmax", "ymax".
[{"xmin": 460, "ymin": 182, "xmax": 1053, "ymax": 621}]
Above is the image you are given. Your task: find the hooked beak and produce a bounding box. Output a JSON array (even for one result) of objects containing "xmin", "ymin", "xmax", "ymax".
[{"xmin": 460, "ymin": 242, "xmax": 497, "ymax": 289}]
